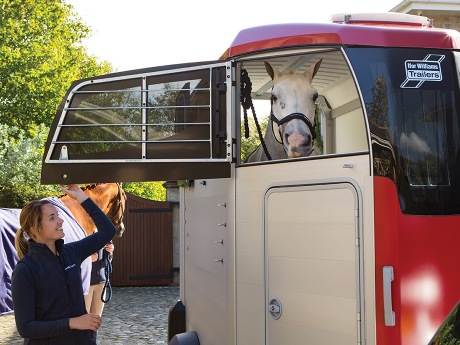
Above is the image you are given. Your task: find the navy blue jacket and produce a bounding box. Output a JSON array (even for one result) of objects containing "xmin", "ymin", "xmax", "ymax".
[{"xmin": 11, "ymin": 198, "xmax": 116, "ymax": 345}]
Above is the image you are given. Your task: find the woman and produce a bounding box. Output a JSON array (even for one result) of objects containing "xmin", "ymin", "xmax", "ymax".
[{"xmin": 11, "ymin": 184, "xmax": 116, "ymax": 345}]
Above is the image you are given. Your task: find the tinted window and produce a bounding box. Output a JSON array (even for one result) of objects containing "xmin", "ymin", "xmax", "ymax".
[{"xmin": 347, "ymin": 48, "xmax": 460, "ymax": 215}]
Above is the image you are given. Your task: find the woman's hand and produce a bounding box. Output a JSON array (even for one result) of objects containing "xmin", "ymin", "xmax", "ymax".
[
  {"xmin": 60, "ymin": 184, "xmax": 89, "ymax": 203},
  {"xmin": 69, "ymin": 313, "xmax": 102, "ymax": 331},
  {"xmin": 91, "ymin": 253, "xmax": 98, "ymax": 262},
  {"xmin": 105, "ymin": 242, "xmax": 114, "ymax": 254}
]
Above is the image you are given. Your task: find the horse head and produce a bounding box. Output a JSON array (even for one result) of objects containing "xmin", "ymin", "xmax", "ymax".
[
  {"xmin": 103, "ymin": 183, "xmax": 127, "ymax": 238},
  {"xmin": 266, "ymin": 58, "xmax": 322, "ymax": 158}
]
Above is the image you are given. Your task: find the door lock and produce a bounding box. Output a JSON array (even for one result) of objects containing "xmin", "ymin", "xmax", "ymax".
[{"xmin": 268, "ymin": 297, "xmax": 282, "ymax": 319}]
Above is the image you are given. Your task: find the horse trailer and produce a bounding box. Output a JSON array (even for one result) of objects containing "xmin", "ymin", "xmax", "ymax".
[{"xmin": 41, "ymin": 12, "xmax": 460, "ymax": 345}]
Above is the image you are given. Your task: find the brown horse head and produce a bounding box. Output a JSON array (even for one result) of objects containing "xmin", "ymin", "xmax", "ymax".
[{"xmin": 60, "ymin": 183, "xmax": 127, "ymax": 237}]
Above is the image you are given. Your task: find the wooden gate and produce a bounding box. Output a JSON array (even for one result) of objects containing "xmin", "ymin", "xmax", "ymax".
[{"xmin": 110, "ymin": 192, "xmax": 173, "ymax": 286}]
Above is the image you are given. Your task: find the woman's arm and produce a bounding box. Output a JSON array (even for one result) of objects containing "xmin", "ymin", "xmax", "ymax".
[
  {"xmin": 74, "ymin": 198, "xmax": 116, "ymax": 260},
  {"xmin": 60, "ymin": 184, "xmax": 116, "ymax": 260}
]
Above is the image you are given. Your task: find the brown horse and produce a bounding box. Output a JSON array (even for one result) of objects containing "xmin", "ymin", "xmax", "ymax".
[{"xmin": 60, "ymin": 183, "xmax": 127, "ymax": 237}]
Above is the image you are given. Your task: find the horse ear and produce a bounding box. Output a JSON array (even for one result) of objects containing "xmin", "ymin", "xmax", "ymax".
[
  {"xmin": 264, "ymin": 61, "xmax": 279, "ymax": 80},
  {"xmin": 304, "ymin": 58, "xmax": 323, "ymax": 82}
]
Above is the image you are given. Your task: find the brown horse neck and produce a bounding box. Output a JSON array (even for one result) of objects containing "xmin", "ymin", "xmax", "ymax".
[
  {"xmin": 59, "ymin": 183, "xmax": 125, "ymax": 237},
  {"xmin": 60, "ymin": 195, "xmax": 96, "ymax": 235}
]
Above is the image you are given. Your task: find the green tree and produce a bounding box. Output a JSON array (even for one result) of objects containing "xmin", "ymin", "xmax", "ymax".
[
  {"xmin": 0, "ymin": 0, "xmax": 111, "ymax": 207},
  {"xmin": 0, "ymin": 0, "xmax": 112, "ymax": 130},
  {"xmin": 0, "ymin": 1, "xmax": 117, "ymax": 205},
  {"xmin": 0, "ymin": 124, "xmax": 61, "ymax": 207},
  {"xmin": 0, "ymin": 1, "xmax": 169, "ymax": 203},
  {"xmin": 240, "ymin": 115, "xmax": 269, "ymax": 162},
  {"xmin": 0, "ymin": 124, "xmax": 167, "ymax": 206},
  {"xmin": 123, "ymin": 182, "xmax": 166, "ymax": 201}
]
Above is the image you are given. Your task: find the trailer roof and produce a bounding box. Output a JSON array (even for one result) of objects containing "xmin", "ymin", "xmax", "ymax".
[{"xmin": 223, "ymin": 13, "xmax": 460, "ymax": 59}]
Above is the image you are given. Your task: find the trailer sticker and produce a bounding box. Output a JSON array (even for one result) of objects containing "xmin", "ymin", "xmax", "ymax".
[{"xmin": 400, "ymin": 54, "xmax": 445, "ymax": 88}]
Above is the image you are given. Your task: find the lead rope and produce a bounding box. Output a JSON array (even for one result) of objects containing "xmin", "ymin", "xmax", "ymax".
[
  {"xmin": 241, "ymin": 69, "xmax": 272, "ymax": 160},
  {"xmin": 101, "ymin": 254, "xmax": 112, "ymax": 303}
]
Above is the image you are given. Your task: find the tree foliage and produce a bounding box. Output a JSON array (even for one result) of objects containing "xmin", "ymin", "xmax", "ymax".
[
  {"xmin": 0, "ymin": 123, "xmax": 167, "ymax": 206},
  {"xmin": 0, "ymin": 124, "xmax": 61, "ymax": 207},
  {"xmin": 0, "ymin": 0, "xmax": 112, "ymax": 130},
  {"xmin": 123, "ymin": 182, "xmax": 166, "ymax": 201},
  {"xmin": 367, "ymin": 76, "xmax": 389, "ymax": 128},
  {"xmin": 0, "ymin": 1, "xmax": 165, "ymax": 204},
  {"xmin": 240, "ymin": 115, "xmax": 269, "ymax": 162}
]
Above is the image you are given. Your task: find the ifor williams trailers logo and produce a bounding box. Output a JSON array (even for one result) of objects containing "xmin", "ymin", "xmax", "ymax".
[{"xmin": 400, "ymin": 54, "xmax": 445, "ymax": 88}]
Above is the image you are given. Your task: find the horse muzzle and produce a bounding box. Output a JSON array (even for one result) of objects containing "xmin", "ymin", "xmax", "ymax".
[{"xmin": 271, "ymin": 112, "xmax": 316, "ymax": 157}]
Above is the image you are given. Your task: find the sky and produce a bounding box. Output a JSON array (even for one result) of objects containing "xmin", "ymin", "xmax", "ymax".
[{"xmin": 65, "ymin": 0, "xmax": 402, "ymax": 72}]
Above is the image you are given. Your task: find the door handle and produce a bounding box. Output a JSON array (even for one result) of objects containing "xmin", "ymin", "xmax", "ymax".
[{"xmin": 383, "ymin": 266, "xmax": 395, "ymax": 326}]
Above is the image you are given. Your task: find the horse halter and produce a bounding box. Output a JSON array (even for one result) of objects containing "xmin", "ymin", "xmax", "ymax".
[
  {"xmin": 103, "ymin": 183, "xmax": 125, "ymax": 305},
  {"xmin": 102, "ymin": 248, "xmax": 113, "ymax": 304},
  {"xmin": 101, "ymin": 183, "xmax": 126, "ymax": 304},
  {"xmin": 270, "ymin": 111, "xmax": 317, "ymax": 145},
  {"xmin": 106, "ymin": 183, "xmax": 126, "ymax": 236}
]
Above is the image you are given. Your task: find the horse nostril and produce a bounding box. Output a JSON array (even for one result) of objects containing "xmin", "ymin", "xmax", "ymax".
[
  {"xmin": 284, "ymin": 133, "xmax": 290, "ymax": 143},
  {"xmin": 286, "ymin": 132, "xmax": 312, "ymax": 147}
]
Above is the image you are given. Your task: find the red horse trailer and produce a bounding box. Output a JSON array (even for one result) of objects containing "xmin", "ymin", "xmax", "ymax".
[{"xmin": 42, "ymin": 12, "xmax": 460, "ymax": 345}]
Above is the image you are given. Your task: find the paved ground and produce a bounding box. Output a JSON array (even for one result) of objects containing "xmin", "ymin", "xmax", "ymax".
[{"xmin": 0, "ymin": 286, "xmax": 179, "ymax": 345}]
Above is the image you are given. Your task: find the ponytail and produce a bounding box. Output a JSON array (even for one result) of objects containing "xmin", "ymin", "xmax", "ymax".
[
  {"xmin": 16, "ymin": 199, "xmax": 51, "ymax": 259},
  {"xmin": 15, "ymin": 228, "xmax": 29, "ymax": 259}
]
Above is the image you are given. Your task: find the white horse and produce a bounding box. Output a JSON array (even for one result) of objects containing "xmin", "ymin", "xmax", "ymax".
[{"xmin": 246, "ymin": 59, "xmax": 322, "ymax": 162}]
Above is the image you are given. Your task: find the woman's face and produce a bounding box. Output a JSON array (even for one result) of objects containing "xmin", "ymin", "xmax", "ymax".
[{"xmin": 36, "ymin": 203, "xmax": 65, "ymax": 242}]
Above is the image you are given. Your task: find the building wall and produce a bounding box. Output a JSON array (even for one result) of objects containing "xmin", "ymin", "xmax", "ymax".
[
  {"xmin": 164, "ymin": 181, "xmax": 181, "ymax": 284},
  {"xmin": 390, "ymin": 0, "xmax": 460, "ymax": 31},
  {"xmin": 430, "ymin": 15, "xmax": 460, "ymax": 31}
]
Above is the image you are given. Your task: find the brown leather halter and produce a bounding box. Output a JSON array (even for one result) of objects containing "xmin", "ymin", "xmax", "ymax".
[{"xmin": 104, "ymin": 183, "xmax": 127, "ymax": 238}]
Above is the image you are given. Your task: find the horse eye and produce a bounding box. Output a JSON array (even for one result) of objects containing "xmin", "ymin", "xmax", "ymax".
[
  {"xmin": 271, "ymin": 95, "xmax": 278, "ymax": 103},
  {"xmin": 313, "ymin": 92, "xmax": 318, "ymax": 102}
]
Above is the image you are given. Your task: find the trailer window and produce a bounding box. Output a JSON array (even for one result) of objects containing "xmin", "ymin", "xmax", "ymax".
[
  {"xmin": 347, "ymin": 48, "xmax": 460, "ymax": 215},
  {"xmin": 238, "ymin": 50, "xmax": 367, "ymax": 164},
  {"xmin": 41, "ymin": 62, "xmax": 231, "ymax": 184}
]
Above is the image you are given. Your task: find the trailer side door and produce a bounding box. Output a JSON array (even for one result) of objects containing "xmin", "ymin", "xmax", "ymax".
[{"xmin": 265, "ymin": 182, "xmax": 364, "ymax": 344}]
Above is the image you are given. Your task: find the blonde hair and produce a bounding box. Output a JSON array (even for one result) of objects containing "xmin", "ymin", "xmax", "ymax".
[{"xmin": 15, "ymin": 200, "xmax": 51, "ymax": 259}]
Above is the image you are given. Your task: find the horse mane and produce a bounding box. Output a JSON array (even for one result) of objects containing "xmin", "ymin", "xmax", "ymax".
[{"xmin": 81, "ymin": 183, "xmax": 99, "ymax": 191}]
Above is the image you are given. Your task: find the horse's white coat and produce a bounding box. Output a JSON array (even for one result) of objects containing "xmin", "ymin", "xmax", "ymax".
[{"xmin": 246, "ymin": 59, "xmax": 322, "ymax": 162}]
